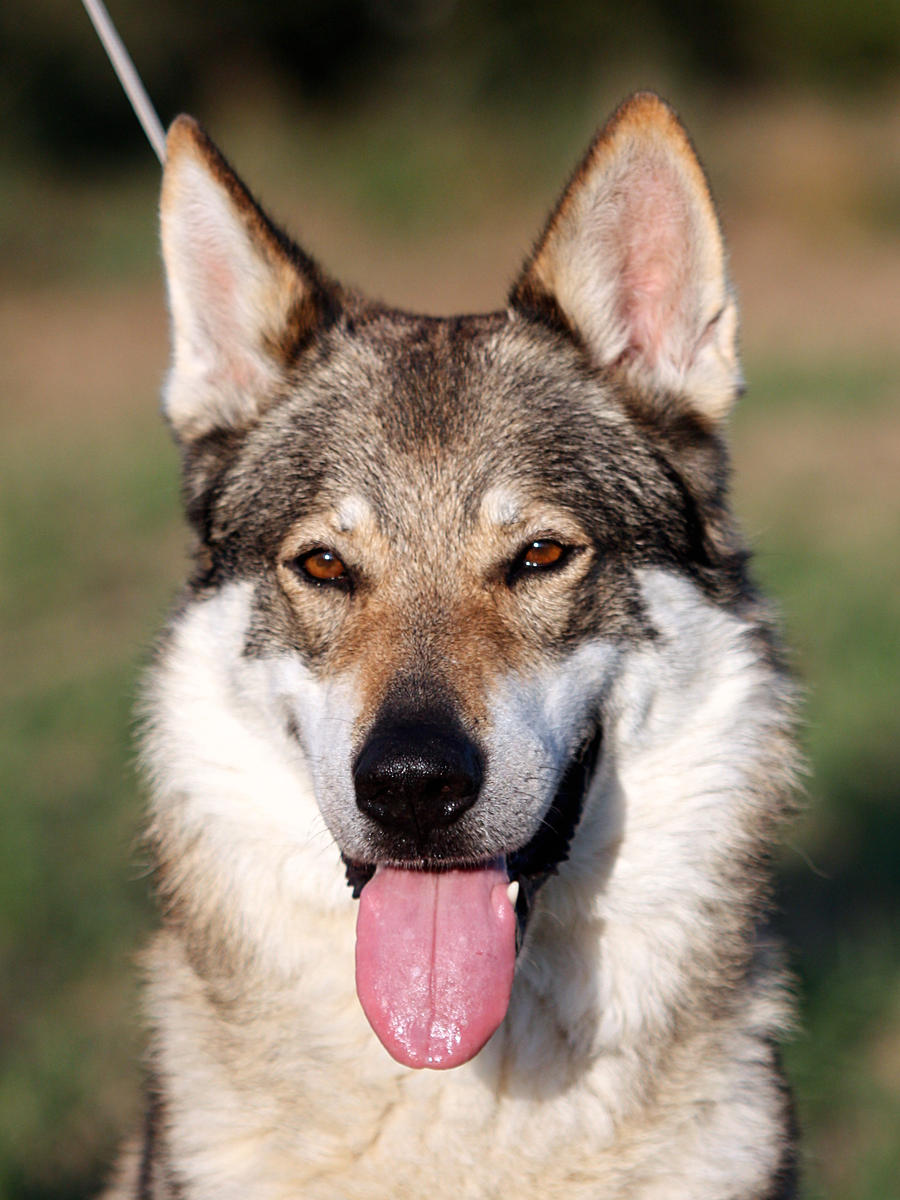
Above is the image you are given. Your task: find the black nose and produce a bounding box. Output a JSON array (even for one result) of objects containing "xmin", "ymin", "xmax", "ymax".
[{"xmin": 353, "ymin": 719, "xmax": 483, "ymax": 837}]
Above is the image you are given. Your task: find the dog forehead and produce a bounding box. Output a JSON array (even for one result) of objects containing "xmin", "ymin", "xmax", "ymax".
[
  {"xmin": 295, "ymin": 310, "xmax": 596, "ymax": 437},
  {"xmin": 224, "ymin": 308, "xmax": 681, "ymax": 554},
  {"xmin": 288, "ymin": 314, "xmax": 618, "ymax": 481}
]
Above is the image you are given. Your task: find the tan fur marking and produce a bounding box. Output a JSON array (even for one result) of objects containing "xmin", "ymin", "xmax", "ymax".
[{"xmin": 277, "ymin": 500, "xmax": 594, "ymax": 740}]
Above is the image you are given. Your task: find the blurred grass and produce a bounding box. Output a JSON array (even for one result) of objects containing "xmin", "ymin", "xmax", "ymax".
[
  {"xmin": 1, "ymin": 91, "xmax": 898, "ymax": 1199},
  {"xmin": 732, "ymin": 362, "xmax": 900, "ymax": 1199},
  {"xmin": 0, "ymin": 416, "xmax": 180, "ymax": 1197}
]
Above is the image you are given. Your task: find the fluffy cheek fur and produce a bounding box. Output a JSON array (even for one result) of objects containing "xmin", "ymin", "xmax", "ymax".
[
  {"xmin": 537, "ymin": 567, "xmax": 799, "ymax": 1052},
  {"xmin": 142, "ymin": 582, "xmax": 352, "ymax": 921}
]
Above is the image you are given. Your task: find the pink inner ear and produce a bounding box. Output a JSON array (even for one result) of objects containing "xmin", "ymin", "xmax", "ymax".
[
  {"xmin": 193, "ymin": 241, "xmax": 239, "ymax": 344},
  {"xmin": 189, "ymin": 242, "xmax": 263, "ymax": 392},
  {"xmin": 617, "ymin": 164, "xmax": 692, "ymax": 368},
  {"xmin": 206, "ymin": 255, "xmax": 236, "ymax": 305}
]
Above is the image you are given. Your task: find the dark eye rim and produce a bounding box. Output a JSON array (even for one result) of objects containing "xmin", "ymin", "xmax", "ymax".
[
  {"xmin": 506, "ymin": 539, "xmax": 579, "ymax": 585},
  {"xmin": 285, "ymin": 546, "xmax": 353, "ymax": 591}
]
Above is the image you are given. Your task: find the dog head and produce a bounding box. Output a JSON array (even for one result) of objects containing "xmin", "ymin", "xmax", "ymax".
[{"xmin": 150, "ymin": 94, "xmax": 763, "ymax": 1068}]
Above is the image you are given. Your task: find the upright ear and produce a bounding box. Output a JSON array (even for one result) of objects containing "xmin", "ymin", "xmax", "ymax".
[
  {"xmin": 511, "ymin": 93, "xmax": 740, "ymax": 424},
  {"xmin": 160, "ymin": 116, "xmax": 340, "ymax": 441}
]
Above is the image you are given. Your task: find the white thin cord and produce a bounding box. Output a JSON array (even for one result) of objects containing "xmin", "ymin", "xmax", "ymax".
[{"xmin": 80, "ymin": 0, "xmax": 166, "ymax": 163}]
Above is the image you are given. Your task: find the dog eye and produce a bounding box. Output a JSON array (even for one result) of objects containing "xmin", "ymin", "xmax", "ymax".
[
  {"xmin": 291, "ymin": 548, "xmax": 350, "ymax": 587},
  {"xmin": 508, "ymin": 539, "xmax": 571, "ymax": 582}
]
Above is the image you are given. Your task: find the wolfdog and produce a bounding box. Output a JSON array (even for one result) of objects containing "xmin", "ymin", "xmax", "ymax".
[{"xmin": 104, "ymin": 93, "xmax": 799, "ymax": 1198}]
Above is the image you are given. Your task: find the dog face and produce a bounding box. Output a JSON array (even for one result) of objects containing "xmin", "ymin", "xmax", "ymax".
[{"xmin": 149, "ymin": 94, "xmax": 765, "ymax": 1068}]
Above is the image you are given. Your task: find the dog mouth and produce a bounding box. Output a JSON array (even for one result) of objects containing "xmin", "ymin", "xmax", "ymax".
[
  {"xmin": 506, "ymin": 722, "xmax": 604, "ymax": 942},
  {"xmin": 343, "ymin": 724, "xmax": 603, "ymax": 1070}
]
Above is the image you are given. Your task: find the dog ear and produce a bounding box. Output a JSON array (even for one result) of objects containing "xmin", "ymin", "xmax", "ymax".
[
  {"xmin": 511, "ymin": 93, "xmax": 741, "ymax": 424},
  {"xmin": 160, "ymin": 116, "xmax": 340, "ymax": 441}
]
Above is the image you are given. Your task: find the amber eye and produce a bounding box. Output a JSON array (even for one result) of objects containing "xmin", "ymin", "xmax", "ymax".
[
  {"xmin": 522, "ymin": 540, "xmax": 565, "ymax": 569},
  {"xmin": 292, "ymin": 548, "xmax": 350, "ymax": 587},
  {"xmin": 508, "ymin": 539, "xmax": 570, "ymax": 583}
]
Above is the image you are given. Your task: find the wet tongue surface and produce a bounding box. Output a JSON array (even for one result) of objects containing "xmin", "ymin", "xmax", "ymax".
[{"xmin": 355, "ymin": 863, "xmax": 516, "ymax": 1069}]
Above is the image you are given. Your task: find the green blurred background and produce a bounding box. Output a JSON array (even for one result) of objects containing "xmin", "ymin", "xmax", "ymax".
[{"xmin": 1, "ymin": 1, "xmax": 898, "ymax": 1196}]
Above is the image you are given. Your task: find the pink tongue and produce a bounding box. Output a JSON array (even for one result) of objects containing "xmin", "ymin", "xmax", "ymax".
[{"xmin": 355, "ymin": 864, "xmax": 516, "ymax": 1069}]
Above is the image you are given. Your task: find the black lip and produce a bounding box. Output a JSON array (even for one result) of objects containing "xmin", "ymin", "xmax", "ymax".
[
  {"xmin": 343, "ymin": 858, "xmax": 376, "ymax": 898},
  {"xmin": 506, "ymin": 723, "xmax": 603, "ymax": 947},
  {"xmin": 507, "ymin": 723, "xmax": 603, "ymax": 882},
  {"xmin": 342, "ymin": 722, "xmax": 603, "ymax": 925}
]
